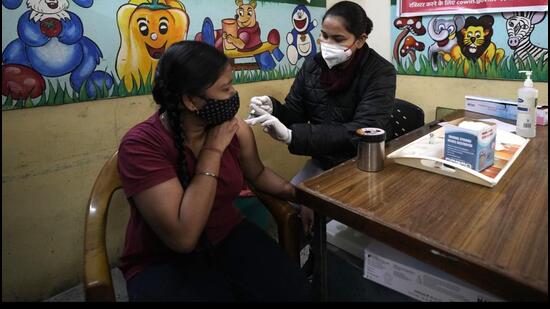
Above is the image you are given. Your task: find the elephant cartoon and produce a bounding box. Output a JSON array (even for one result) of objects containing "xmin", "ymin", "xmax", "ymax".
[{"xmin": 427, "ymin": 15, "xmax": 465, "ymax": 70}]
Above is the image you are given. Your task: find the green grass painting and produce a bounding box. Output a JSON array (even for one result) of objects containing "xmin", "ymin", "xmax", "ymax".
[
  {"xmin": 396, "ymin": 54, "xmax": 548, "ymax": 82},
  {"xmin": 2, "ymin": 65, "xmax": 300, "ymax": 110},
  {"xmin": 233, "ymin": 64, "xmax": 299, "ymax": 84}
]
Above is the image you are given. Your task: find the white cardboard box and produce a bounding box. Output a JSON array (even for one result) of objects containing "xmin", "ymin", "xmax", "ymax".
[
  {"xmin": 464, "ymin": 95, "xmax": 548, "ymax": 125},
  {"xmin": 363, "ymin": 237, "xmax": 503, "ymax": 302},
  {"xmin": 464, "ymin": 96, "xmax": 518, "ymax": 121},
  {"xmin": 326, "ymin": 220, "xmax": 502, "ymax": 302}
]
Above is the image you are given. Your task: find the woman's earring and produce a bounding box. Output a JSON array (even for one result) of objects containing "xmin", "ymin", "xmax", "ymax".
[{"xmin": 187, "ymin": 97, "xmax": 199, "ymax": 113}]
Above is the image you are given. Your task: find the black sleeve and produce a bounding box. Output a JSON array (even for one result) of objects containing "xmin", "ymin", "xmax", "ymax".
[
  {"xmin": 271, "ymin": 64, "xmax": 308, "ymax": 126},
  {"xmin": 288, "ymin": 64, "xmax": 396, "ymax": 157}
]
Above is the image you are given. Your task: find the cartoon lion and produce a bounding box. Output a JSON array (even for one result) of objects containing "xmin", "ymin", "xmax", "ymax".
[{"xmin": 450, "ymin": 15, "xmax": 505, "ymax": 75}]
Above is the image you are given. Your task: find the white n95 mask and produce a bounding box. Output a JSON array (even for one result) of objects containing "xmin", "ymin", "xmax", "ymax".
[{"xmin": 320, "ymin": 42, "xmax": 354, "ymax": 69}]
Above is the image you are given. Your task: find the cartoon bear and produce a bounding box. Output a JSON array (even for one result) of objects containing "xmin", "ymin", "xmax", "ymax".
[
  {"xmin": 197, "ymin": 0, "xmax": 282, "ymax": 70},
  {"xmin": 224, "ymin": 0, "xmax": 262, "ymax": 52}
]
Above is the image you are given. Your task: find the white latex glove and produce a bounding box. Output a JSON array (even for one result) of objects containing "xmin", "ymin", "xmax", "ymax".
[
  {"xmin": 245, "ymin": 104, "xmax": 292, "ymax": 144},
  {"xmin": 249, "ymin": 95, "xmax": 273, "ymax": 115}
]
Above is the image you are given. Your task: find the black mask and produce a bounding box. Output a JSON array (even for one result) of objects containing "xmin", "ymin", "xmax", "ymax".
[{"xmin": 195, "ymin": 92, "xmax": 240, "ymax": 125}]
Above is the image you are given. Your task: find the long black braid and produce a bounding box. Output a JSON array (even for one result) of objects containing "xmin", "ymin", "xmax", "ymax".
[
  {"xmin": 152, "ymin": 76, "xmax": 191, "ymax": 187},
  {"xmin": 152, "ymin": 41, "xmax": 229, "ymax": 188},
  {"xmin": 152, "ymin": 41, "xmax": 229, "ymax": 255}
]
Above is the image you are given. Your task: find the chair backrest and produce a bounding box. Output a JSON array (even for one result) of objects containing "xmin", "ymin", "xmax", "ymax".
[
  {"xmin": 389, "ymin": 99, "xmax": 425, "ymax": 139},
  {"xmin": 83, "ymin": 152, "xmax": 121, "ymax": 302}
]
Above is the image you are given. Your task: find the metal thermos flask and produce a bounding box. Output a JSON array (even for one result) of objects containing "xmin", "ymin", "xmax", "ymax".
[{"xmin": 356, "ymin": 128, "xmax": 386, "ymax": 172}]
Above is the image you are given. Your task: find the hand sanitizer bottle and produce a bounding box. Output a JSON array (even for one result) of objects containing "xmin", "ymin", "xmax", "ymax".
[{"xmin": 516, "ymin": 71, "xmax": 538, "ymax": 138}]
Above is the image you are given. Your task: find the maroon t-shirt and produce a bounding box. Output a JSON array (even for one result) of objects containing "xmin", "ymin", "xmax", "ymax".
[{"xmin": 117, "ymin": 111, "xmax": 244, "ymax": 280}]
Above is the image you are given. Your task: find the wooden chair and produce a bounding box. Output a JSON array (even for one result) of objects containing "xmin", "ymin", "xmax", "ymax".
[{"xmin": 83, "ymin": 152, "xmax": 301, "ymax": 301}]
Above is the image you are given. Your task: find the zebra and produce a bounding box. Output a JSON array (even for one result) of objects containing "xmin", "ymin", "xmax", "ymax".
[{"xmin": 502, "ymin": 12, "xmax": 548, "ymax": 67}]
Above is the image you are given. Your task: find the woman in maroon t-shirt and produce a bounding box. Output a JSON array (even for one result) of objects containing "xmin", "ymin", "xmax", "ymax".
[{"xmin": 117, "ymin": 41, "xmax": 311, "ymax": 301}]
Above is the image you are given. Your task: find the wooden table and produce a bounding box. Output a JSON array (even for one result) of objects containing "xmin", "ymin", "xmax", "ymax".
[{"xmin": 296, "ymin": 110, "xmax": 548, "ymax": 301}]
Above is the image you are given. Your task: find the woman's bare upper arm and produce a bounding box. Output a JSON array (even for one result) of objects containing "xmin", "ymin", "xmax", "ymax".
[{"xmin": 236, "ymin": 117, "xmax": 265, "ymax": 182}]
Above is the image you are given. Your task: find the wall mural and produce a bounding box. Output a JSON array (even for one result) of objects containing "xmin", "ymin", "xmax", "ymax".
[
  {"xmin": 391, "ymin": 2, "xmax": 548, "ymax": 82},
  {"xmin": 1, "ymin": 0, "xmax": 325, "ymax": 110}
]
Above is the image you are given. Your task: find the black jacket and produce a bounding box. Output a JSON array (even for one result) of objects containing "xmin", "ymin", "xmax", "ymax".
[{"xmin": 272, "ymin": 45, "xmax": 397, "ymax": 170}]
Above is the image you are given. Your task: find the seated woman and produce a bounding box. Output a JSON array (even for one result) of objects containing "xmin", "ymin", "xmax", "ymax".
[{"xmin": 117, "ymin": 40, "xmax": 312, "ymax": 302}]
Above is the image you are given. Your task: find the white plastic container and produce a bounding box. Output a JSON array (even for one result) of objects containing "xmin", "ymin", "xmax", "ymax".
[{"xmin": 516, "ymin": 71, "xmax": 538, "ymax": 138}]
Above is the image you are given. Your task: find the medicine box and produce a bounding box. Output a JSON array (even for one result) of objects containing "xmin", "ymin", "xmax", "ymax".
[
  {"xmin": 464, "ymin": 96, "xmax": 517, "ymax": 120},
  {"xmin": 443, "ymin": 118, "xmax": 496, "ymax": 172}
]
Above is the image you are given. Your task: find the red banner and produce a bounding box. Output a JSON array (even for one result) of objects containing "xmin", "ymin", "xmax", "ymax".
[{"xmin": 398, "ymin": 0, "xmax": 548, "ymax": 17}]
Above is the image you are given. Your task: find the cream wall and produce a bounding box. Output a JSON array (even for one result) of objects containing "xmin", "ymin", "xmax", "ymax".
[{"xmin": 327, "ymin": 0, "xmax": 392, "ymax": 61}]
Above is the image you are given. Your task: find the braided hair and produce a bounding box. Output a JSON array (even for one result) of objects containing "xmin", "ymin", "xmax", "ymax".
[
  {"xmin": 152, "ymin": 41, "xmax": 229, "ymax": 187},
  {"xmin": 323, "ymin": 1, "xmax": 373, "ymax": 38}
]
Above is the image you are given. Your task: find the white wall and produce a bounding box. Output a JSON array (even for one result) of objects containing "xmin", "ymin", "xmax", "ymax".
[{"xmin": 326, "ymin": 0, "xmax": 392, "ymax": 61}]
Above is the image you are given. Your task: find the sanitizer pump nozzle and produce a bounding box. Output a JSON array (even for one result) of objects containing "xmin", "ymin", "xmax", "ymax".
[{"xmin": 519, "ymin": 70, "xmax": 533, "ymax": 87}]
